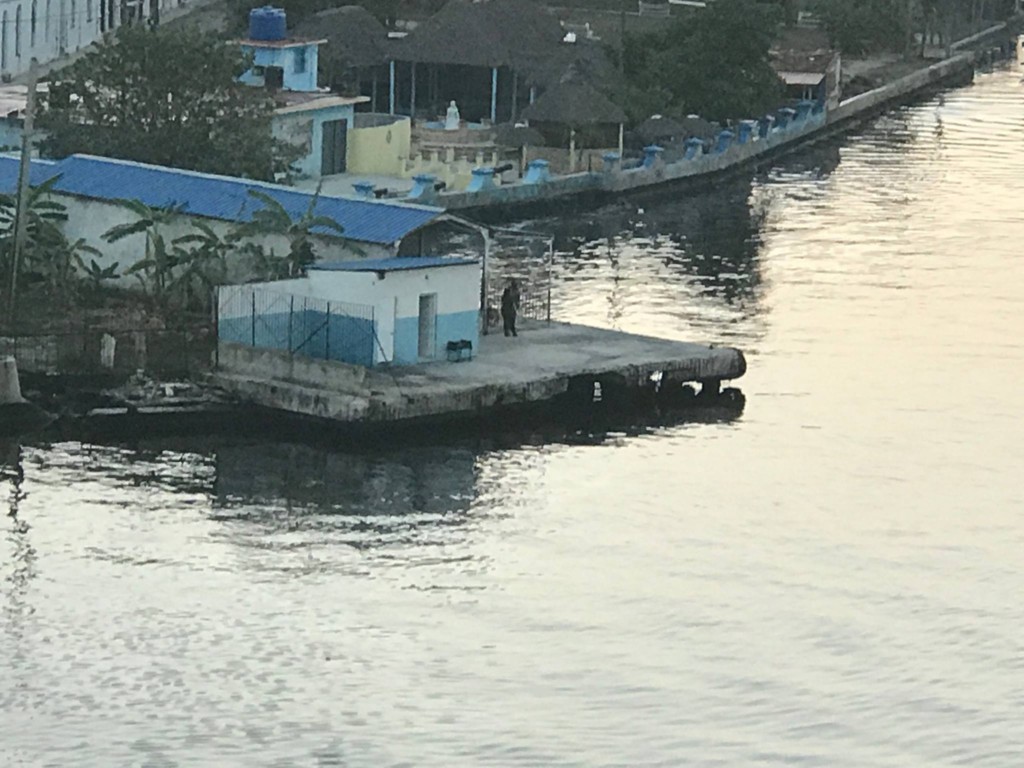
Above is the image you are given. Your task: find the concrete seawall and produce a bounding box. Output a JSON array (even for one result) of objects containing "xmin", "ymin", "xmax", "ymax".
[
  {"xmin": 212, "ymin": 322, "xmax": 746, "ymax": 427},
  {"xmin": 426, "ymin": 29, "xmax": 1010, "ymax": 218}
]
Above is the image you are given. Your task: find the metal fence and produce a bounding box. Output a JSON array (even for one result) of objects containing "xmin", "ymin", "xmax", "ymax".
[{"xmin": 217, "ymin": 285, "xmax": 377, "ymax": 367}]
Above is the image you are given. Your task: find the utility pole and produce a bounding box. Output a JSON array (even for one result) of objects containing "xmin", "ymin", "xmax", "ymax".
[
  {"xmin": 620, "ymin": 0, "xmax": 627, "ymax": 77},
  {"xmin": 6, "ymin": 57, "xmax": 39, "ymax": 329}
]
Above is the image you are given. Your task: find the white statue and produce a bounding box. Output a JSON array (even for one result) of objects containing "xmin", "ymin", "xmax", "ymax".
[{"xmin": 444, "ymin": 100, "xmax": 461, "ymax": 131}]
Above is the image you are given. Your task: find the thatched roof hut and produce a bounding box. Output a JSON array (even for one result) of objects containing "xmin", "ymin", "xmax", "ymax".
[
  {"xmin": 521, "ymin": 75, "xmax": 627, "ymax": 127},
  {"xmin": 395, "ymin": 0, "xmax": 564, "ymax": 69},
  {"xmin": 292, "ymin": 6, "xmax": 389, "ymax": 69}
]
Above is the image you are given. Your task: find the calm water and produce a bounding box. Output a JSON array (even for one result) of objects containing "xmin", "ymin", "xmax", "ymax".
[{"xmin": 4, "ymin": 68, "xmax": 1024, "ymax": 767}]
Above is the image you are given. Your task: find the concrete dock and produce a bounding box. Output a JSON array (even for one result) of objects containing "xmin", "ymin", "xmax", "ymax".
[{"xmin": 211, "ymin": 321, "xmax": 746, "ymax": 425}]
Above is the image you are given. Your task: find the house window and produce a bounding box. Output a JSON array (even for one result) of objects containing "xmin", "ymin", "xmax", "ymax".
[
  {"xmin": 294, "ymin": 46, "xmax": 306, "ymax": 73},
  {"xmin": 15, "ymin": 5, "xmax": 21, "ymax": 57},
  {"xmin": 30, "ymin": 0, "xmax": 36, "ymax": 46}
]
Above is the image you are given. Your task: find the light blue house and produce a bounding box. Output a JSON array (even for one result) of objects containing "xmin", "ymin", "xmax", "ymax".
[{"xmin": 239, "ymin": 6, "xmax": 369, "ymax": 178}]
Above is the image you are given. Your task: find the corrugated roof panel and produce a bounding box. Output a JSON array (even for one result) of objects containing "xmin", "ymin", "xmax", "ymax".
[
  {"xmin": 0, "ymin": 155, "xmax": 63, "ymax": 193},
  {"xmin": 312, "ymin": 256, "xmax": 479, "ymax": 272},
  {"xmin": 44, "ymin": 155, "xmax": 444, "ymax": 245}
]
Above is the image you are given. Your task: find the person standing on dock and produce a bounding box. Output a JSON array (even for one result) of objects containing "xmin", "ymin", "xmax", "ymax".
[{"xmin": 501, "ymin": 279, "xmax": 520, "ymax": 337}]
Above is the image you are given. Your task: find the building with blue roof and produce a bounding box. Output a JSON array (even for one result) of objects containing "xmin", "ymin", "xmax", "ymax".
[
  {"xmin": 0, "ymin": 152, "xmax": 462, "ymax": 285},
  {"xmin": 219, "ymin": 254, "xmax": 481, "ymax": 366}
]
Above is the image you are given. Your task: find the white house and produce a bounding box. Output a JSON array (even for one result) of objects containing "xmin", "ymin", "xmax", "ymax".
[{"xmin": 0, "ymin": 0, "xmax": 182, "ymax": 81}]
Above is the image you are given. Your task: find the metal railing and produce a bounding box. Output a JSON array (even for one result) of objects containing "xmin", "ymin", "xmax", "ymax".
[{"xmin": 217, "ymin": 285, "xmax": 377, "ymax": 368}]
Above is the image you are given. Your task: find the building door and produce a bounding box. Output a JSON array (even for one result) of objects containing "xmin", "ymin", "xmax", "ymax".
[
  {"xmin": 320, "ymin": 119, "xmax": 348, "ymax": 176},
  {"xmin": 418, "ymin": 293, "xmax": 437, "ymax": 359}
]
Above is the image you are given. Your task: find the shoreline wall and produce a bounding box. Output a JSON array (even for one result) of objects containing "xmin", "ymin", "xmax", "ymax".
[{"xmin": 427, "ymin": 26, "xmax": 1012, "ymax": 217}]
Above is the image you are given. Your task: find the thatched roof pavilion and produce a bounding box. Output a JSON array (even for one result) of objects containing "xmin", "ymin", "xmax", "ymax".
[
  {"xmin": 521, "ymin": 71, "xmax": 627, "ymax": 171},
  {"xmin": 385, "ymin": 0, "xmax": 569, "ymax": 123}
]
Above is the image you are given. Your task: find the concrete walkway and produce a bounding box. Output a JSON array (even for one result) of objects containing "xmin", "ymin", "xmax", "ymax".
[{"xmin": 213, "ymin": 321, "xmax": 746, "ymax": 425}]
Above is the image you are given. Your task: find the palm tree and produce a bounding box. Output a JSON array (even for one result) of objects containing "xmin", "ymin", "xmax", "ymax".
[{"xmin": 231, "ymin": 187, "xmax": 346, "ymax": 280}]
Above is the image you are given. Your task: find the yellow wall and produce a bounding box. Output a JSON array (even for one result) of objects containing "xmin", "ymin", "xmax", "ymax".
[{"xmin": 347, "ymin": 116, "xmax": 411, "ymax": 176}]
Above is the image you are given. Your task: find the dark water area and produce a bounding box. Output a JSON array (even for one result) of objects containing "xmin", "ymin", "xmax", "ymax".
[{"xmin": 3, "ymin": 68, "xmax": 1024, "ymax": 766}]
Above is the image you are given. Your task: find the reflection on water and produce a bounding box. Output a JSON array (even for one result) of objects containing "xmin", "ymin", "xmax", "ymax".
[{"xmin": 3, "ymin": 68, "xmax": 1024, "ymax": 767}]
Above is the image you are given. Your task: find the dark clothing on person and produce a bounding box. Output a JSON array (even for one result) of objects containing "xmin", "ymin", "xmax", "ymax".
[{"xmin": 501, "ymin": 286, "xmax": 519, "ymax": 337}]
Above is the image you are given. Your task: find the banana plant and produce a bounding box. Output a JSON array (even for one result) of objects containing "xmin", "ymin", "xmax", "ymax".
[
  {"xmin": 0, "ymin": 175, "xmax": 71, "ymax": 284},
  {"xmin": 230, "ymin": 186, "xmax": 346, "ymax": 279},
  {"xmin": 102, "ymin": 199, "xmax": 188, "ymax": 300},
  {"xmin": 169, "ymin": 221, "xmax": 234, "ymax": 310},
  {"xmin": 77, "ymin": 258, "xmax": 121, "ymax": 292}
]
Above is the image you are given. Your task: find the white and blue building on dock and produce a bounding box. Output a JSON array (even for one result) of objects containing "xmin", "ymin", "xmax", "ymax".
[{"xmin": 216, "ymin": 255, "xmax": 481, "ymax": 368}]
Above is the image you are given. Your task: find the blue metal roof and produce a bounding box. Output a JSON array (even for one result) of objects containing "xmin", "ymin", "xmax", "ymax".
[
  {"xmin": 311, "ymin": 256, "xmax": 479, "ymax": 272},
  {"xmin": 0, "ymin": 155, "xmax": 63, "ymax": 191},
  {"xmin": 0, "ymin": 154, "xmax": 444, "ymax": 245}
]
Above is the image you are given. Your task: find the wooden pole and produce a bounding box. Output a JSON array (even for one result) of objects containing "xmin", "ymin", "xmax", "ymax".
[
  {"xmin": 410, "ymin": 62, "xmax": 417, "ymax": 119},
  {"xmin": 7, "ymin": 58, "xmax": 38, "ymax": 329}
]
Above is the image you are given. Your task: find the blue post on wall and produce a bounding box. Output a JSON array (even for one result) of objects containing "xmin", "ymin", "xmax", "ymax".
[
  {"xmin": 714, "ymin": 130, "xmax": 734, "ymax": 153},
  {"xmin": 776, "ymin": 107, "xmax": 796, "ymax": 129},
  {"xmin": 602, "ymin": 152, "xmax": 621, "ymax": 172},
  {"xmin": 389, "ymin": 60, "xmax": 396, "ymax": 115},
  {"xmin": 408, "ymin": 173, "xmax": 437, "ymax": 199},
  {"xmin": 467, "ymin": 167, "xmax": 496, "ymax": 193},
  {"xmin": 737, "ymin": 120, "xmax": 758, "ymax": 144},
  {"xmin": 642, "ymin": 145, "xmax": 664, "ymax": 168},
  {"xmin": 524, "ymin": 159, "xmax": 550, "ymax": 184},
  {"xmin": 684, "ymin": 137, "xmax": 704, "ymax": 159},
  {"xmin": 795, "ymin": 100, "xmax": 814, "ymax": 121},
  {"xmin": 759, "ymin": 115, "xmax": 775, "ymax": 138},
  {"xmin": 490, "ymin": 67, "xmax": 498, "ymax": 123},
  {"xmin": 353, "ymin": 181, "xmax": 376, "ymax": 199}
]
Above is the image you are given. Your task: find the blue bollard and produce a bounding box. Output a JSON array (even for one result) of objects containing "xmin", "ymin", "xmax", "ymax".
[
  {"xmin": 642, "ymin": 145, "xmax": 664, "ymax": 168},
  {"xmin": 524, "ymin": 159, "xmax": 550, "ymax": 184},
  {"xmin": 408, "ymin": 173, "xmax": 437, "ymax": 199},
  {"xmin": 353, "ymin": 181, "xmax": 376, "ymax": 199},
  {"xmin": 714, "ymin": 130, "xmax": 734, "ymax": 153},
  {"xmin": 684, "ymin": 137, "xmax": 705, "ymax": 159},
  {"xmin": 776, "ymin": 107, "xmax": 796, "ymax": 129},
  {"xmin": 466, "ymin": 167, "xmax": 496, "ymax": 193}
]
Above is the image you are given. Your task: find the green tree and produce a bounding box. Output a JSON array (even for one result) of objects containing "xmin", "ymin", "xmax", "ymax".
[
  {"xmin": 37, "ymin": 25, "xmax": 298, "ymax": 181},
  {"xmin": 624, "ymin": 0, "xmax": 785, "ymax": 123},
  {"xmin": 812, "ymin": 0, "xmax": 911, "ymax": 54},
  {"xmin": 231, "ymin": 189, "xmax": 346, "ymax": 280}
]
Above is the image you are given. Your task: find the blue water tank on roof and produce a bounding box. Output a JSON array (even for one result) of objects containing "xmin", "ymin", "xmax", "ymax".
[{"xmin": 249, "ymin": 6, "xmax": 287, "ymax": 41}]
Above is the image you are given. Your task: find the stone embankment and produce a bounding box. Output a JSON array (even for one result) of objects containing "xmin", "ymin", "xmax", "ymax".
[{"xmin": 413, "ymin": 22, "xmax": 1016, "ymax": 218}]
